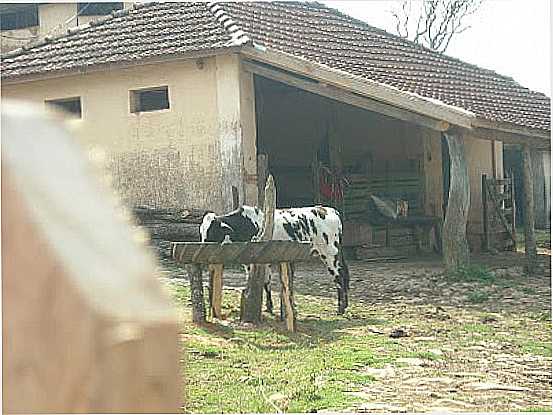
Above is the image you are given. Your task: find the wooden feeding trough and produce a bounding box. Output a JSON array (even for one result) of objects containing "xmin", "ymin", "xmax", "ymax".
[{"xmin": 172, "ymin": 240, "xmax": 313, "ymax": 331}]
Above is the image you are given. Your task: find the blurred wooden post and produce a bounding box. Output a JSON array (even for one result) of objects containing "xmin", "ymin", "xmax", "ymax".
[
  {"xmin": 1, "ymin": 104, "xmax": 180, "ymax": 413},
  {"xmin": 241, "ymin": 175, "xmax": 276, "ymax": 324},
  {"xmin": 522, "ymin": 145, "xmax": 538, "ymax": 274}
]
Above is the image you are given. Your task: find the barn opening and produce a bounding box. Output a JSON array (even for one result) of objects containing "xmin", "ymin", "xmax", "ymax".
[{"xmin": 253, "ymin": 73, "xmax": 444, "ymax": 255}]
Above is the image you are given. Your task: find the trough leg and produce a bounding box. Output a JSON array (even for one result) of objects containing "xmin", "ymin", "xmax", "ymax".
[
  {"xmin": 208, "ymin": 264, "xmax": 224, "ymax": 319},
  {"xmin": 279, "ymin": 262, "xmax": 296, "ymax": 332},
  {"xmin": 240, "ymin": 264, "xmax": 265, "ymax": 324},
  {"xmin": 187, "ymin": 264, "xmax": 206, "ymax": 324},
  {"xmin": 264, "ymin": 266, "xmax": 274, "ymax": 314}
]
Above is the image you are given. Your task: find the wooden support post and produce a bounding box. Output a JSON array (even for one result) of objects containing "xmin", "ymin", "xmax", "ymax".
[
  {"xmin": 208, "ymin": 264, "xmax": 224, "ymax": 319},
  {"xmin": 241, "ymin": 175, "xmax": 276, "ymax": 324},
  {"xmin": 232, "ymin": 186, "xmax": 239, "ymax": 210},
  {"xmin": 279, "ymin": 262, "xmax": 296, "ymax": 332},
  {"xmin": 312, "ymin": 152, "xmax": 321, "ymax": 204},
  {"xmin": 509, "ymin": 169, "xmax": 517, "ymax": 251},
  {"xmin": 442, "ymin": 132, "xmax": 470, "ymax": 271},
  {"xmin": 257, "ymin": 153, "xmax": 269, "ymax": 208},
  {"xmin": 482, "ymin": 174, "xmax": 490, "ymax": 252},
  {"xmin": 187, "ymin": 264, "xmax": 206, "ymax": 324},
  {"xmin": 522, "ymin": 145, "xmax": 538, "ymax": 274}
]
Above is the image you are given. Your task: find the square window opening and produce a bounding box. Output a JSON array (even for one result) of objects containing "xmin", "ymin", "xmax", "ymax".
[
  {"xmin": 1, "ymin": 4, "xmax": 39, "ymax": 31},
  {"xmin": 45, "ymin": 97, "xmax": 82, "ymax": 119},
  {"xmin": 130, "ymin": 86, "xmax": 170, "ymax": 113},
  {"xmin": 77, "ymin": 3, "xmax": 123, "ymax": 16}
]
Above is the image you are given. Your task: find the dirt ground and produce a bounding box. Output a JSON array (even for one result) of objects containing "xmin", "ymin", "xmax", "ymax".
[{"xmin": 158, "ymin": 249, "xmax": 552, "ymax": 412}]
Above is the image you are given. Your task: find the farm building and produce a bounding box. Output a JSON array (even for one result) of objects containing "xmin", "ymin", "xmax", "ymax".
[{"xmin": 1, "ymin": 2, "xmax": 550, "ymax": 257}]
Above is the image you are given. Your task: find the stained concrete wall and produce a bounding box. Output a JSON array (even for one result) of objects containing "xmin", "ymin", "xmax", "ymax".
[{"xmin": 2, "ymin": 57, "xmax": 241, "ymax": 212}]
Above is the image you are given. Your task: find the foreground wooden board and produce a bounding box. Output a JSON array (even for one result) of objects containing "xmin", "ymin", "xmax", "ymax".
[
  {"xmin": 172, "ymin": 241, "xmax": 313, "ymax": 264},
  {"xmin": 2, "ymin": 104, "xmax": 180, "ymax": 413}
]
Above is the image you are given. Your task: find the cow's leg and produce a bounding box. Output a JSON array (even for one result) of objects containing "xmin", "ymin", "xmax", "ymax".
[
  {"xmin": 324, "ymin": 250, "xmax": 349, "ymax": 315},
  {"xmin": 264, "ymin": 265, "xmax": 273, "ymax": 314}
]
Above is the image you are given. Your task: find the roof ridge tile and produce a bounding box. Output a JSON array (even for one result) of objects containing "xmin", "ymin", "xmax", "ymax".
[{"xmin": 207, "ymin": 2, "xmax": 251, "ymax": 46}]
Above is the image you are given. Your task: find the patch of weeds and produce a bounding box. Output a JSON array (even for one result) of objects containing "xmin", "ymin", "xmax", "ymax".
[
  {"xmin": 462, "ymin": 323, "xmax": 493, "ymax": 334},
  {"xmin": 519, "ymin": 340, "xmax": 552, "ymax": 357},
  {"xmin": 413, "ymin": 351, "xmax": 442, "ymax": 361},
  {"xmin": 533, "ymin": 311, "xmax": 552, "ymax": 322},
  {"xmin": 520, "ymin": 287, "xmax": 537, "ymax": 295},
  {"xmin": 448, "ymin": 264, "xmax": 496, "ymax": 284},
  {"xmin": 520, "ymin": 407, "xmax": 552, "ymax": 412},
  {"xmin": 467, "ymin": 291, "xmax": 489, "ymax": 303}
]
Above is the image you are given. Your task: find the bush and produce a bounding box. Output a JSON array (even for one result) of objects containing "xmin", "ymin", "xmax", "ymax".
[{"xmin": 449, "ymin": 264, "xmax": 495, "ymax": 283}]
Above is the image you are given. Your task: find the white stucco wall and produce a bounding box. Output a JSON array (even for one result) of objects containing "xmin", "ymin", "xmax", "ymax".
[{"xmin": 2, "ymin": 57, "xmax": 245, "ymax": 212}]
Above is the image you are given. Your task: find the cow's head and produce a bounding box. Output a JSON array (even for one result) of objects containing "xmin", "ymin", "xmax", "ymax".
[{"xmin": 199, "ymin": 212, "xmax": 234, "ymax": 242}]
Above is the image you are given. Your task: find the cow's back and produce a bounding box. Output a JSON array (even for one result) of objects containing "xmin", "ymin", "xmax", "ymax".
[{"xmin": 273, "ymin": 206, "xmax": 342, "ymax": 249}]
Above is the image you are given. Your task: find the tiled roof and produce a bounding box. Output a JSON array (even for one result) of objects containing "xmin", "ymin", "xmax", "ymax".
[
  {"xmin": 0, "ymin": 3, "xmax": 235, "ymax": 77},
  {"xmin": 1, "ymin": 1, "xmax": 550, "ymax": 132}
]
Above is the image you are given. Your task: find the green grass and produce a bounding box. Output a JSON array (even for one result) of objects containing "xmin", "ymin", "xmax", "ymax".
[
  {"xmin": 467, "ymin": 290, "xmax": 490, "ymax": 303},
  {"xmin": 519, "ymin": 407, "xmax": 552, "ymax": 412},
  {"xmin": 448, "ymin": 264, "xmax": 496, "ymax": 284},
  {"xmin": 165, "ymin": 275, "xmax": 551, "ymax": 413},
  {"xmin": 519, "ymin": 340, "xmax": 552, "ymax": 357},
  {"xmin": 171, "ymin": 284, "xmax": 405, "ymax": 413}
]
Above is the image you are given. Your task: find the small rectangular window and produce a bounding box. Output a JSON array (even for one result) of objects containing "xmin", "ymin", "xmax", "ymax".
[
  {"xmin": 0, "ymin": 4, "xmax": 39, "ymax": 31},
  {"xmin": 77, "ymin": 2, "xmax": 123, "ymax": 16},
  {"xmin": 45, "ymin": 97, "xmax": 82, "ymax": 119},
  {"xmin": 130, "ymin": 86, "xmax": 170, "ymax": 113}
]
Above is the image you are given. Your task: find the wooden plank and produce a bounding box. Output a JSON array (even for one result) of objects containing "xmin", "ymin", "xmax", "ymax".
[
  {"xmin": 2, "ymin": 105, "xmax": 179, "ymax": 413},
  {"xmin": 279, "ymin": 262, "xmax": 296, "ymax": 332},
  {"xmin": 463, "ymin": 126, "xmax": 550, "ymax": 149},
  {"xmin": 509, "ymin": 169, "xmax": 517, "ymax": 251},
  {"xmin": 172, "ymin": 241, "xmax": 312, "ymax": 264},
  {"xmin": 208, "ymin": 264, "xmax": 224, "ymax": 320},
  {"xmin": 482, "ymin": 174, "xmax": 490, "ymax": 252},
  {"xmin": 241, "ymin": 50, "xmax": 470, "ymax": 129},
  {"xmin": 242, "ymin": 60, "xmax": 453, "ymax": 132},
  {"xmin": 522, "ymin": 145, "xmax": 538, "ymax": 274}
]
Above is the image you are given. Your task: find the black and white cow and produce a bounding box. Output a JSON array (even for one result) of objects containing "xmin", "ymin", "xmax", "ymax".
[{"xmin": 200, "ymin": 205, "xmax": 350, "ymax": 314}]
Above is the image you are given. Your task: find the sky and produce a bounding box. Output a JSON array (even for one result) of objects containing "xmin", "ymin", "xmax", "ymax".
[{"xmin": 323, "ymin": 0, "xmax": 551, "ymax": 96}]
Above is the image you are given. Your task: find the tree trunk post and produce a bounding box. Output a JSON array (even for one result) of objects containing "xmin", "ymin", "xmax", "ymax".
[
  {"xmin": 522, "ymin": 145, "xmax": 538, "ymax": 275},
  {"xmin": 442, "ymin": 131, "xmax": 470, "ymax": 272},
  {"xmin": 240, "ymin": 175, "xmax": 276, "ymax": 324},
  {"xmin": 187, "ymin": 264, "xmax": 206, "ymax": 324}
]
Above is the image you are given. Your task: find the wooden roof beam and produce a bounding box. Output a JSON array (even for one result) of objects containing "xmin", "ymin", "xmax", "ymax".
[{"xmin": 242, "ymin": 60, "xmax": 450, "ymax": 132}]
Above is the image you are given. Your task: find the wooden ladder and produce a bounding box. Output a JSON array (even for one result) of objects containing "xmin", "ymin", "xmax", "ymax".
[{"xmin": 482, "ymin": 172, "xmax": 517, "ymax": 251}]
